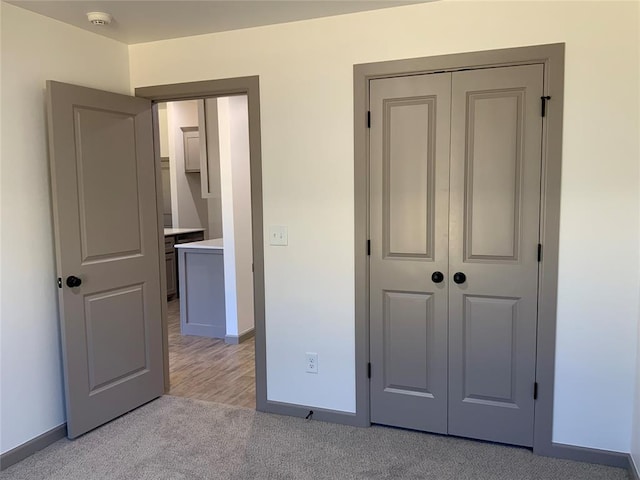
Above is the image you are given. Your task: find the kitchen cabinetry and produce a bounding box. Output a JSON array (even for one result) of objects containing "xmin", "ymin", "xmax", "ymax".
[
  {"xmin": 175, "ymin": 238, "xmax": 225, "ymax": 339},
  {"xmin": 181, "ymin": 126, "xmax": 200, "ymax": 173},
  {"xmin": 165, "ymin": 236, "xmax": 177, "ymax": 297},
  {"xmin": 163, "ymin": 228, "xmax": 205, "ymax": 299}
]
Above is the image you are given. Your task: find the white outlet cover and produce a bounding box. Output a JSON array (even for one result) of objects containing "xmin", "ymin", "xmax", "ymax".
[
  {"xmin": 305, "ymin": 352, "xmax": 318, "ymax": 374},
  {"xmin": 269, "ymin": 225, "xmax": 288, "ymax": 246}
]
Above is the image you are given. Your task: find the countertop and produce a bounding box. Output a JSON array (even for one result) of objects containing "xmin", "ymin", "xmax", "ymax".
[
  {"xmin": 164, "ymin": 227, "xmax": 206, "ymax": 236},
  {"xmin": 174, "ymin": 238, "xmax": 224, "ymax": 250}
]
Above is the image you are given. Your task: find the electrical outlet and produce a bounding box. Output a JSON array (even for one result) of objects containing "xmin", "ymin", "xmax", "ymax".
[{"xmin": 305, "ymin": 352, "xmax": 318, "ymax": 374}]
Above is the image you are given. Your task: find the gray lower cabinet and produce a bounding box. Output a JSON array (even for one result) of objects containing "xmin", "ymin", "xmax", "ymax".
[
  {"xmin": 164, "ymin": 229, "xmax": 205, "ymax": 299},
  {"xmin": 165, "ymin": 251, "xmax": 177, "ymax": 297},
  {"xmin": 165, "ymin": 236, "xmax": 177, "ymax": 297},
  {"xmin": 176, "ymin": 240, "xmax": 226, "ymax": 339}
]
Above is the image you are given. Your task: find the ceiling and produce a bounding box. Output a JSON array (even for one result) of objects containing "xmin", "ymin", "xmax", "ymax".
[{"xmin": 6, "ymin": 0, "xmax": 430, "ymax": 45}]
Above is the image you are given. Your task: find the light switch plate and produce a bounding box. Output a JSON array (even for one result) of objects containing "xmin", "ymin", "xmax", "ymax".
[{"xmin": 269, "ymin": 225, "xmax": 288, "ymax": 246}]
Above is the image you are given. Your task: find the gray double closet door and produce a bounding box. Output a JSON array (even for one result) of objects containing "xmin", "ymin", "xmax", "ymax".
[{"xmin": 369, "ymin": 64, "xmax": 543, "ymax": 447}]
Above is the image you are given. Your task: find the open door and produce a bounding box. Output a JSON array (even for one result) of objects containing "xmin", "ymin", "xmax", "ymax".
[{"xmin": 46, "ymin": 81, "xmax": 164, "ymax": 439}]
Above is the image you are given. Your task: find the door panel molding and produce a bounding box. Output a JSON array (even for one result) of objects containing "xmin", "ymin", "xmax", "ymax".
[
  {"xmin": 354, "ymin": 43, "xmax": 566, "ymax": 456},
  {"xmin": 84, "ymin": 283, "xmax": 149, "ymax": 393},
  {"xmin": 462, "ymin": 295, "xmax": 519, "ymax": 405},
  {"xmin": 383, "ymin": 96, "xmax": 436, "ymax": 259},
  {"xmin": 382, "ymin": 290, "xmax": 434, "ymax": 396},
  {"xmin": 464, "ymin": 89, "xmax": 524, "ymax": 262}
]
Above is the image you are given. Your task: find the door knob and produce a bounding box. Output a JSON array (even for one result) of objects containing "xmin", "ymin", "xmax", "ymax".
[
  {"xmin": 453, "ymin": 272, "xmax": 466, "ymax": 284},
  {"xmin": 431, "ymin": 271, "xmax": 444, "ymax": 283},
  {"xmin": 66, "ymin": 275, "xmax": 82, "ymax": 288}
]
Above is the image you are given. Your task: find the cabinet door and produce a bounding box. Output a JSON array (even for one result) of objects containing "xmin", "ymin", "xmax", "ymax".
[
  {"xmin": 165, "ymin": 251, "xmax": 177, "ymax": 297},
  {"xmin": 179, "ymin": 249, "xmax": 226, "ymax": 338},
  {"xmin": 181, "ymin": 126, "xmax": 200, "ymax": 172}
]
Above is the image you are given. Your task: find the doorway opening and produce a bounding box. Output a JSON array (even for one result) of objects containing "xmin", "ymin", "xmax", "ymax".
[
  {"xmin": 156, "ymin": 96, "xmax": 255, "ymax": 408},
  {"xmin": 136, "ymin": 76, "xmax": 266, "ymax": 413}
]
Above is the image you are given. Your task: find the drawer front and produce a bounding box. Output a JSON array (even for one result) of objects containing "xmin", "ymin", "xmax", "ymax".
[
  {"xmin": 165, "ymin": 251, "xmax": 176, "ymax": 296},
  {"xmin": 175, "ymin": 231, "xmax": 205, "ymax": 244},
  {"xmin": 164, "ymin": 236, "xmax": 175, "ymax": 253}
]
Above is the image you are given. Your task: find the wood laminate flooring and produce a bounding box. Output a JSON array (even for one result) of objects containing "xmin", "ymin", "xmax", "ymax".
[{"xmin": 167, "ymin": 299, "xmax": 256, "ymax": 409}]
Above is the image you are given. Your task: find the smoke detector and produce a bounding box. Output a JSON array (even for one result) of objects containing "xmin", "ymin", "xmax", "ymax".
[{"xmin": 87, "ymin": 12, "xmax": 112, "ymax": 26}]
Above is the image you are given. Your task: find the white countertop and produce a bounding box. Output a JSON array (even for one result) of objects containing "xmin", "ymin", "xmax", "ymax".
[
  {"xmin": 174, "ymin": 238, "xmax": 224, "ymax": 250},
  {"xmin": 164, "ymin": 227, "xmax": 206, "ymax": 236}
]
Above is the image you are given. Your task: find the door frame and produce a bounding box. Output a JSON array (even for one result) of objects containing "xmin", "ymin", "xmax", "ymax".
[
  {"xmin": 355, "ymin": 43, "xmax": 588, "ymax": 462},
  {"xmin": 135, "ymin": 76, "xmax": 267, "ymax": 411}
]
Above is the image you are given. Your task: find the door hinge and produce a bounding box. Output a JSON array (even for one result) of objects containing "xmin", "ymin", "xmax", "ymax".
[
  {"xmin": 367, "ymin": 362, "xmax": 371, "ymax": 379},
  {"xmin": 252, "ymin": 263, "xmax": 254, "ymax": 273},
  {"xmin": 57, "ymin": 277, "xmax": 62, "ymax": 289},
  {"xmin": 534, "ymin": 382, "xmax": 539, "ymax": 400},
  {"xmin": 367, "ymin": 239, "xmax": 371, "ymax": 256},
  {"xmin": 537, "ymin": 243, "xmax": 542, "ymax": 262},
  {"xmin": 541, "ymin": 96, "xmax": 551, "ymax": 117},
  {"xmin": 367, "ymin": 111, "xmax": 371, "ymax": 129}
]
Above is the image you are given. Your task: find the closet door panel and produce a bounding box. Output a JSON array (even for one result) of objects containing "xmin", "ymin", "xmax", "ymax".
[
  {"xmin": 369, "ymin": 72, "xmax": 451, "ymax": 434},
  {"xmin": 448, "ymin": 64, "xmax": 544, "ymax": 447}
]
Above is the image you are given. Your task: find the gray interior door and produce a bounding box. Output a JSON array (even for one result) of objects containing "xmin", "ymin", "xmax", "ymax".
[
  {"xmin": 47, "ymin": 81, "xmax": 164, "ymax": 439},
  {"xmin": 369, "ymin": 64, "xmax": 543, "ymax": 446},
  {"xmin": 447, "ymin": 64, "xmax": 543, "ymax": 446},
  {"xmin": 369, "ymin": 73, "xmax": 451, "ymax": 433}
]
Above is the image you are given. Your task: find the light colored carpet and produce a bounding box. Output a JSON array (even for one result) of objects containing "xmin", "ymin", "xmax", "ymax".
[{"xmin": 1, "ymin": 396, "xmax": 629, "ymax": 480}]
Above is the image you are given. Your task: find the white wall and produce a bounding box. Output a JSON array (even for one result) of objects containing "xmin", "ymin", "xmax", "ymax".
[
  {"xmin": 217, "ymin": 96, "xmax": 254, "ymax": 337},
  {"xmin": 166, "ymin": 100, "xmax": 209, "ymax": 234},
  {"xmin": 632, "ymin": 0, "xmax": 640, "ymax": 460},
  {"xmin": 632, "ymin": 3, "xmax": 640, "ymax": 470},
  {"xmin": 202, "ymin": 100, "xmax": 223, "ymax": 240},
  {"xmin": 157, "ymin": 104, "xmax": 173, "ymax": 225},
  {"xmin": 129, "ymin": 0, "xmax": 639, "ymax": 452},
  {"xmin": 0, "ymin": 3, "xmax": 131, "ymax": 454},
  {"xmin": 633, "ymin": 324, "xmax": 640, "ymax": 476},
  {"xmin": 158, "ymin": 103, "xmax": 169, "ymax": 157}
]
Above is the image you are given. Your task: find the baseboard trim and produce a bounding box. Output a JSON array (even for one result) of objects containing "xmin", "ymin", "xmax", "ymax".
[
  {"xmin": 535, "ymin": 442, "xmax": 630, "ymax": 469},
  {"xmin": 260, "ymin": 400, "xmax": 369, "ymax": 427},
  {"xmin": 225, "ymin": 328, "xmax": 255, "ymax": 345},
  {"xmin": 629, "ymin": 454, "xmax": 640, "ymax": 480},
  {"xmin": 0, "ymin": 424, "xmax": 67, "ymax": 471}
]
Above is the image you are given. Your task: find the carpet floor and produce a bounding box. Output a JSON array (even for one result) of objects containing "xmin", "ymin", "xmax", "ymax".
[{"xmin": 1, "ymin": 396, "xmax": 629, "ymax": 480}]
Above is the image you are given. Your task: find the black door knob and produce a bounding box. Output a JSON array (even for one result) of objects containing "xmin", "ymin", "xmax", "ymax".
[
  {"xmin": 453, "ymin": 272, "xmax": 466, "ymax": 284},
  {"xmin": 431, "ymin": 271, "xmax": 444, "ymax": 283},
  {"xmin": 66, "ymin": 275, "xmax": 82, "ymax": 288}
]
